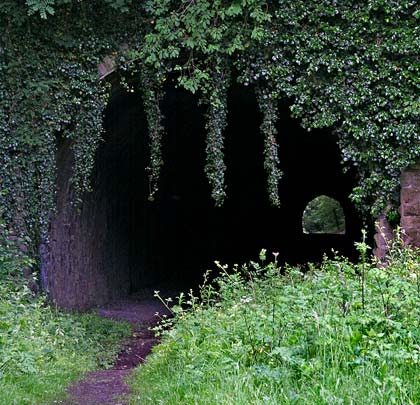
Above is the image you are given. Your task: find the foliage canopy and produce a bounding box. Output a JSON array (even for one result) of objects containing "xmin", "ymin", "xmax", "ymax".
[{"xmin": 1, "ymin": 0, "xmax": 419, "ymax": 250}]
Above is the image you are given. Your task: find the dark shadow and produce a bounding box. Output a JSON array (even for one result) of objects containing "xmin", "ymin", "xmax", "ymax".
[
  {"xmin": 44, "ymin": 82, "xmax": 365, "ymax": 310},
  {"xmin": 99, "ymin": 84, "xmax": 364, "ymax": 295}
]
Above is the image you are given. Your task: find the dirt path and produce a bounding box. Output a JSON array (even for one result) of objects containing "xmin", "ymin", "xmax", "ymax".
[{"xmin": 61, "ymin": 292, "xmax": 172, "ymax": 405}]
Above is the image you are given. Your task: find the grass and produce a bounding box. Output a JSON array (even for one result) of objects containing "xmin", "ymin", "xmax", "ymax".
[
  {"xmin": 0, "ymin": 226, "xmax": 131, "ymax": 404},
  {"xmin": 129, "ymin": 234, "xmax": 420, "ymax": 404},
  {"xmin": 0, "ymin": 277, "xmax": 131, "ymax": 405}
]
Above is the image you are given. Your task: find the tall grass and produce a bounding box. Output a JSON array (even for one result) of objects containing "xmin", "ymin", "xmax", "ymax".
[
  {"xmin": 0, "ymin": 225, "xmax": 132, "ymax": 405},
  {"xmin": 0, "ymin": 276, "xmax": 131, "ymax": 405},
  {"xmin": 129, "ymin": 235, "xmax": 420, "ymax": 404}
]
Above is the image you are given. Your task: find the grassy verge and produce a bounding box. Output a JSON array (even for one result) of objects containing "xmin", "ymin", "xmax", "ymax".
[
  {"xmin": 0, "ymin": 278, "xmax": 131, "ymax": 405},
  {"xmin": 0, "ymin": 227, "xmax": 131, "ymax": 404},
  {"xmin": 129, "ymin": 235, "xmax": 420, "ymax": 404}
]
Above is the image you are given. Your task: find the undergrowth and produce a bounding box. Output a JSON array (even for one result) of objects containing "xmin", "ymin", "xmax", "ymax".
[
  {"xmin": 129, "ymin": 232, "xmax": 420, "ymax": 404},
  {"xmin": 0, "ymin": 277, "xmax": 131, "ymax": 405},
  {"xmin": 0, "ymin": 230, "xmax": 131, "ymax": 405}
]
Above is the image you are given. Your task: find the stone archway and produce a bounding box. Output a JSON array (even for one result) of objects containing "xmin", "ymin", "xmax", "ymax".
[{"xmin": 42, "ymin": 81, "xmax": 366, "ymax": 310}]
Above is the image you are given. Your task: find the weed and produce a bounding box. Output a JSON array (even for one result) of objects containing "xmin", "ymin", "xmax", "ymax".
[
  {"xmin": 129, "ymin": 236, "xmax": 420, "ymax": 404},
  {"xmin": 0, "ymin": 242, "xmax": 131, "ymax": 404}
]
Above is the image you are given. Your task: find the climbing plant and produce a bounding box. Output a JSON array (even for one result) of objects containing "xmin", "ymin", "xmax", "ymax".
[
  {"xmin": 1, "ymin": 0, "xmax": 420, "ymax": 254},
  {"xmin": 0, "ymin": 1, "xmax": 144, "ymax": 251}
]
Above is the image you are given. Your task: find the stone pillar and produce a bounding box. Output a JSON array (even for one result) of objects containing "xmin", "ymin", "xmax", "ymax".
[
  {"xmin": 41, "ymin": 139, "xmax": 131, "ymax": 310},
  {"xmin": 400, "ymin": 163, "xmax": 420, "ymax": 247}
]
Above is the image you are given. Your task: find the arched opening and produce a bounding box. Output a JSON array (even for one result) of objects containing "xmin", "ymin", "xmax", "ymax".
[
  {"xmin": 43, "ymin": 82, "xmax": 364, "ymax": 310},
  {"xmin": 302, "ymin": 195, "xmax": 346, "ymax": 235}
]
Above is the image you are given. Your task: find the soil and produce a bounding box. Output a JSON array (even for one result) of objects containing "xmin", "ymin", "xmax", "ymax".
[{"xmin": 59, "ymin": 291, "xmax": 173, "ymax": 405}]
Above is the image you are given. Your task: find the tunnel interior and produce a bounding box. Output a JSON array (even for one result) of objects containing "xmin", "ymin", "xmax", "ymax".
[{"xmin": 95, "ymin": 81, "xmax": 364, "ymax": 295}]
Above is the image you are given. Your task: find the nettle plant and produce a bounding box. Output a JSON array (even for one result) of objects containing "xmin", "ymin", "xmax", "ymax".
[{"xmin": 1, "ymin": 0, "xmax": 420, "ymax": 252}]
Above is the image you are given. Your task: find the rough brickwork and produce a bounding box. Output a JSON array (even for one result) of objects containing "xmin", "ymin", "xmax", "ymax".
[
  {"xmin": 41, "ymin": 139, "xmax": 131, "ymax": 310},
  {"xmin": 400, "ymin": 163, "xmax": 420, "ymax": 247}
]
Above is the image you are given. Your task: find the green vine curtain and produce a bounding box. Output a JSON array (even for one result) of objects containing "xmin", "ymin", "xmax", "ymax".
[{"xmin": 1, "ymin": 0, "xmax": 419, "ymax": 253}]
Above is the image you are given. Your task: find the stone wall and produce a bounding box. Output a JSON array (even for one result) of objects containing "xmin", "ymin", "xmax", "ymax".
[
  {"xmin": 400, "ymin": 163, "xmax": 420, "ymax": 247},
  {"xmin": 374, "ymin": 163, "xmax": 420, "ymax": 258},
  {"xmin": 41, "ymin": 139, "xmax": 131, "ymax": 310},
  {"xmin": 41, "ymin": 86, "xmax": 149, "ymax": 311}
]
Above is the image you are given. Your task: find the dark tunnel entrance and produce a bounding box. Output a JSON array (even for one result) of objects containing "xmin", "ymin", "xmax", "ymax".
[
  {"xmin": 101, "ymin": 83, "xmax": 363, "ymax": 294},
  {"xmin": 43, "ymin": 82, "xmax": 364, "ymax": 310}
]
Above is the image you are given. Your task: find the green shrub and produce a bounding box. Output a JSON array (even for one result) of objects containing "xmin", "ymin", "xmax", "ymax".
[{"xmin": 129, "ymin": 235, "xmax": 420, "ymax": 404}]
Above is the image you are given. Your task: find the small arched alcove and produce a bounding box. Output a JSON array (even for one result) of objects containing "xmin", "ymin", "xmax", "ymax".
[
  {"xmin": 43, "ymin": 82, "xmax": 365, "ymax": 310},
  {"xmin": 302, "ymin": 195, "xmax": 346, "ymax": 235}
]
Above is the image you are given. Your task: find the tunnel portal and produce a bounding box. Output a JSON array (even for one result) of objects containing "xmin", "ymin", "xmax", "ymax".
[{"xmin": 42, "ymin": 82, "xmax": 363, "ymax": 310}]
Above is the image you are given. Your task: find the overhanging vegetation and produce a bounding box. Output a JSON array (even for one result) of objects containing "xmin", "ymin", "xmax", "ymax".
[{"xmin": 1, "ymin": 0, "xmax": 419, "ymax": 250}]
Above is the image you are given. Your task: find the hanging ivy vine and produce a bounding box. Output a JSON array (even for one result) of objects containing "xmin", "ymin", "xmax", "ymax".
[
  {"xmin": 256, "ymin": 86, "xmax": 282, "ymax": 207},
  {"xmin": 139, "ymin": 67, "xmax": 165, "ymax": 202},
  {"xmin": 202, "ymin": 67, "xmax": 230, "ymax": 206},
  {"xmin": 1, "ymin": 0, "xmax": 420, "ymax": 256}
]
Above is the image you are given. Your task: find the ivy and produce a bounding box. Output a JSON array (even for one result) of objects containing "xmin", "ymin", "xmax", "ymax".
[
  {"xmin": 202, "ymin": 67, "xmax": 230, "ymax": 206},
  {"xmin": 1, "ymin": 0, "xmax": 420, "ymax": 259},
  {"xmin": 139, "ymin": 67, "xmax": 165, "ymax": 202},
  {"xmin": 0, "ymin": 1, "xmax": 143, "ymax": 249},
  {"xmin": 256, "ymin": 86, "xmax": 282, "ymax": 207}
]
